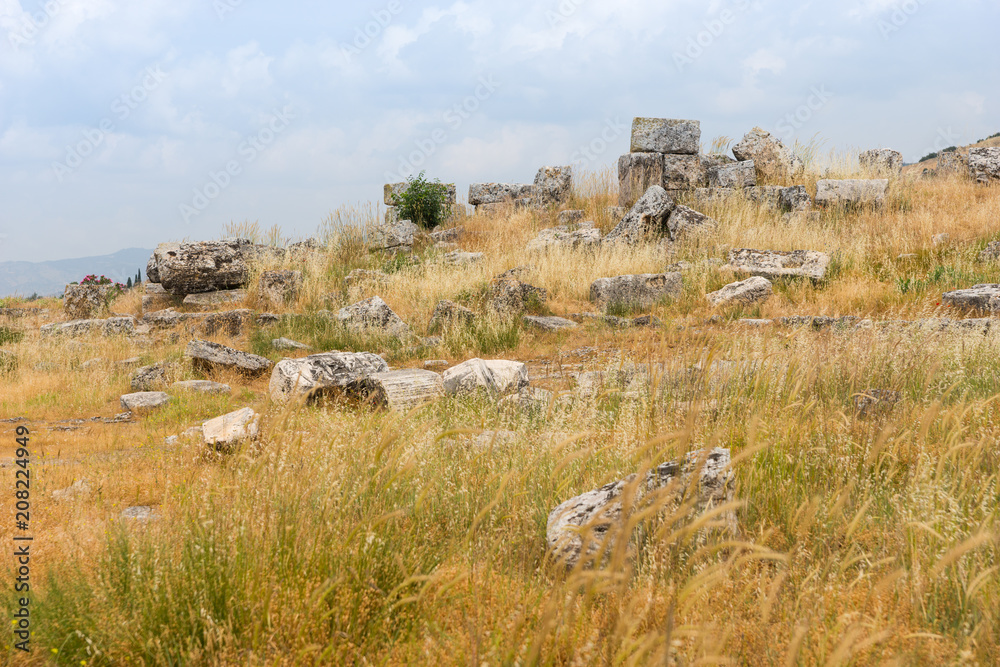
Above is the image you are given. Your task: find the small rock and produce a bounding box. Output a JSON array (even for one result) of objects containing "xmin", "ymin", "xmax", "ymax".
[
  {"xmin": 429, "ymin": 226, "xmax": 464, "ymax": 243},
  {"xmin": 526, "ymin": 225, "xmax": 601, "ymax": 252},
  {"xmin": 130, "ymin": 362, "xmax": 177, "ymax": 392},
  {"xmin": 523, "ymin": 315, "xmax": 579, "ymax": 332},
  {"xmin": 186, "ymin": 339, "xmax": 273, "ymax": 378},
  {"xmin": 815, "ymin": 179, "xmax": 888, "ymax": 208},
  {"xmin": 667, "ymin": 205, "xmax": 718, "ymax": 240},
  {"xmin": 604, "ymin": 186, "xmax": 675, "ymax": 244},
  {"xmin": 120, "ymin": 392, "xmax": 171, "ymax": 415},
  {"xmin": 171, "ymin": 380, "xmax": 232, "ymax": 395},
  {"xmin": 336, "ymin": 296, "xmax": 410, "ymax": 337},
  {"xmin": 442, "ymin": 359, "xmax": 529, "ymax": 396},
  {"xmin": 347, "ymin": 369, "xmax": 445, "ymax": 412},
  {"xmin": 428, "ymin": 300, "xmax": 475, "ymax": 333},
  {"xmin": 257, "ymin": 270, "xmax": 303, "ymax": 307},
  {"xmin": 424, "ymin": 360, "xmax": 449, "ymax": 370},
  {"xmin": 122, "ymin": 506, "xmax": 158, "ymax": 522},
  {"xmin": 932, "ymin": 233, "xmax": 950, "ymax": 246},
  {"xmin": 202, "ymin": 407, "xmax": 260, "ymax": 451},
  {"xmin": 272, "ymin": 337, "xmax": 311, "ymax": 351},
  {"xmin": 707, "ymin": 277, "xmax": 773, "ymax": 307},
  {"xmin": 468, "ymin": 183, "xmax": 537, "ymax": 206},
  {"xmin": 182, "ymin": 289, "xmax": 247, "ymax": 310},
  {"xmin": 489, "ymin": 279, "xmax": 548, "ymax": 316},
  {"xmin": 590, "ymin": 273, "xmax": 683, "ymax": 311},
  {"xmin": 727, "ymin": 249, "xmax": 831, "ymax": 281},
  {"xmin": 557, "ymin": 210, "xmax": 585, "ymax": 225},
  {"xmin": 444, "ymin": 251, "xmax": 483, "ymax": 265},
  {"xmin": 978, "ymin": 242, "xmax": 1000, "ymax": 263}
]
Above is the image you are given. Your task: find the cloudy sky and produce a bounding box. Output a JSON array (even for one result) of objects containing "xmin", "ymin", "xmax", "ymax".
[{"xmin": 0, "ymin": 0, "xmax": 996, "ymax": 263}]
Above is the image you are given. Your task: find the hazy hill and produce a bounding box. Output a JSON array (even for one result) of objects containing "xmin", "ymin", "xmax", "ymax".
[
  {"xmin": 903, "ymin": 133, "xmax": 1000, "ymax": 174},
  {"xmin": 0, "ymin": 247, "xmax": 153, "ymax": 298}
]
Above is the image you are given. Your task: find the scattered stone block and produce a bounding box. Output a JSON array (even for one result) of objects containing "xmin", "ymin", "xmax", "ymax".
[
  {"xmin": 444, "ymin": 251, "xmax": 483, "ymax": 265},
  {"xmin": 272, "ymin": 337, "xmax": 311, "ymax": 351},
  {"xmin": 707, "ymin": 277, "xmax": 773, "ymax": 306},
  {"xmin": 937, "ymin": 151, "xmax": 968, "ymax": 176},
  {"xmin": 428, "ymin": 300, "xmax": 475, "ymax": 333},
  {"xmin": 667, "ymin": 205, "xmax": 718, "ymax": 240},
  {"xmin": 662, "ymin": 154, "xmax": 705, "ymax": 190},
  {"xmin": 941, "ymin": 284, "xmax": 1000, "ymax": 311},
  {"xmin": 604, "ymin": 186, "xmax": 675, "ymax": 244},
  {"xmin": 629, "ymin": 118, "xmax": 700, "ymax": 154},
  {"xmin": 590, "ymin": 273, "xmax": 683, "ymax": 311},
  {"xmin": 201, "ymin": 309, "xmax": 252, "ymax": 337},
  {"xmin": 130, "ymin": 362, "xmax": 178, "ymax": 392},
  {"xmin": 557, "ymin": 210, "xmax": 585, "ymax": 225},
  {"xmin": 269, "ymin": 352, "xmax": 389, "ymax": 403},
  {"xmin": 257, "ymin": 270, "xmax": 302, "ymax": 307},
  {"xmin": 120, "ymin": 391, "xmax": 171, "ymax": 415},
  {"xmin": 430, "ymin": 226, "xmax": 464, "ymax": 243},
  {"xmin": 859, "ymin": 149, "xmax": 904, "ymax": 176},
  {"xmin": 523, "ymin": 315, "xmax": 579, "ymax": 332},
  {"xmin": 814, "ymin": 179, "xmax": 888, "ymax": 208},
  {"xmin": 978, "ymin": 242, "xmax": 1000, "ymax": 263},
  {"xmin": 526, "ymin": 224, "xmax": 601, "ymax": 252},
  {"xmin": 727, "ymin": 249, "xmax": 831, "ymax": 281},
  {"xmin": 348, "ymin": 369, "xmax": 445, "ymax": 412},
  {"xmin": 442, "ymin": 358, "xmax": 529, "ymax": 396},
  {"xmin": 186, "ymin": 339, "xmax": 273, "ymax": 378},
  {"xmin": 142, "ymin": 283, "xmax": 182, "ymax": 314},
  {"xmin": 969, "ymin": 147, "xmax": 1000, "ymax": 184},
  {"xmin": 547, "ymin": 448, "xmax": 735, "ymax": 569},
  {"xmin": 336, "ymin": 296, "xmax": 409, "ymax": 337},
  {"xmin": 155, "ymin": 238, "xmax": 255, "ymax": 295},
  {"xmin": 122, "ymin": 506, "xmax": 158, "ymax": 522},
  {"xmin": 171, "ymin": 380, "xmax": 232, "ymax": 395},
  {"xmin": 708, "ymin": 160, "xmax": 756, "ymax": 188},
  {"xmin": 64, "ymin": 284, "xmax": 112, "ymax": 320},
  {"xmin": 489, "ymin": 279, "xmax": 548, "ymax": 316},
  {"xmin": 182, "ymin": 289, "xmax": 247, "ymax": 310},
  {"xmin": 203, "ymin": 407, "xmax": 260, "ymax": 451},
  {"xmin": 534, "ymin": 166, "xmax": 573, "ymax": 206},
  {"xmin": 779, "ymin": 185, "xmax": 813, "ymax": 212},
  {"xmin": 371, "ymin": 220, "xmax": 420, "ymax": 251},
  {"xmin": 468, "ymin": 183, "xmax": 537, "ymax": 206},
  {"xmin": 732, "ymin": 127, "xmax": 802, "ymax": 180}
]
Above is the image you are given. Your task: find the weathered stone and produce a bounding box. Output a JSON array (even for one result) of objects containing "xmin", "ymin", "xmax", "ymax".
[
  {"xmin": 201, "ymin": 309, "xmax": 252, "ymax": 337},
  {"xmin": 547, "ymin": 448, "xmax": 735, "ymax": 569},
  {"xmin": 203, "ymin": 407, "xmax": 259, "ymax": 451},
  {"xmin": 606, "ymin": 206, "xmax": 627, "ymax": 220},
  {"xmin": 121, "ymin": 506, "xmax": 158, "ymax": 522},
  {"xmin": 468, "ymin": 183, "xmax": 537, "ymax": 206},
  {"xmin": 557, "ymin": 210, "xmax": 585, "ymax": 225},
  {"xmin": 269, "ymin": 352, "xmax": 390, "ymax": 403},
  {"xmin": 667, "ymin": 205, "xmax": 718, "ymax": 240},
  {"xmin": 630, "ymin": 118, "xmax": 700, "ymax": 154},
  {"xmin": 429, "ymin": 226, "xmax": 464, "ymax": 243},
  {"xmin": 941, "ymin": 284, "xmax": 1000, "ymax": 311},
  {"xmin": 969, "ymin": 147, "xmax": 1000, "ymax": 184},
  {"xmin": 534, "ymin": 166, "xmax": 573, "ymax": 207},
  {"xmin": 978, "ymin": 242, "xmax": 1000, "ymax": 263},
  {"xmin": 778, "ymin": 185, "xmax": 813, "ymax": 212},
  {"xmin": 428, "ymin": 300, "xmax": 475, "ymax": 333},
  {"xmin": 859, "ymin": 149, "xmax": 904, "ymax": 176},
  {"xmin": 618, "ymin": 152, "xmax": 664, "ymax": 208},
  {"xmin": 424, "ymin": 360, "xmax": 448, "ymax": 369},
  {"xmin": 186, "ymin": 339, "xmax": 273, "ymax": 378},
  {"xmin": 604, "ymin": 186, "xmax": 676, "ymax": 244},
  {"xmin": 744, "ymin": 185, "xmax": 784, "ymax": 208},
  {"xmin": 489, "ymin": 279, "xmax": 548, "ymax": 316},
  {"xmin": 336, "ymin": 296, "xmax": 409, "ymax": 337},
  {"xmin": 120, "ymin": 391, "xmax": 171, "ymax": 415},
  {"xmin": 146, "ymin": 250, "xmax": 161, "ymax": 283},
  {"xmin": 937, "ymin": 151, "xmax": 968, "ymax": 176},
  {"xmin": 272, "ymin": 337, "xmax": 311, "ymax": 351},
  {"xmin": 156, "ymin": 238, "xmax": 254, "ymax": 295},
  {"xmin": 662, "ymin": 154, "xmax": 705, "ymax": 190},
  {"xmin": 142, "ymin": 309, "xmax": 207, "ymax": 330},
  {"xmin": 444, "ymin": 251, "xmax": 483, "ymax": 265},
  {"xmin": 142, "ymin": 283, "xmax": 182, "ymax": 313},
  {"xmin": 700, "ymin": 154, "xmax": 736, "ymax": 183},
  {"xmin": 41, "ymin": 317, "xmax": 136, "ymax": 338},
  {"xmin": 526, "ymin": 224, "xmax": 601, "ymax": 252},
  {"xmin": 257, "ymin": 270, "xmax": 302, "ymax": 307},
  {"xmin": 707, "ymin": 277, "xmax": 773, "ymax": 306},
  {"xmin": 182, "ymin": 289, "xmax": 247, "ymax": 310},
  {"xmin": 104, "ymin": 317, "xmax": 137, "ymax": 336},
  {"xmin": 691, "ymin": 188, "xmax": 737, "ymax": 207},
  {"xmin": 727, "ymin": 249, "xmax": 831, "ymax": 281},
  {"xmin": 732, "ymin": 127, "xmax": 801, "ymax": 180},
  {"xmin": 348, "ymin": 369, "xmax": 445, "ymax": 412},
  {"xmin": 590, "ymin": 273, "xmax": 683, "ymax": 310},
  {"xmin": 385, "ymin": 206, "xmax": 400, "ymax": 224},
  {"xmin": 854, "ymin": 389, "xmax": 902, "ymax": 420},
  {"xmin": 932, "ymin": 233, "xmax": 951, "ymax": 246},
  {"xmin": 371, "ymin": 220, "xmax": 421, "ymax": 251},
  {"xmin": 171, "ymin": 380, "xmax": 232, "ymax": 395},
  {"xmin": 523, "ymin": 315, "xmax": 579, "ymax": 332},
  {"xmin": 814, "ymin": 179, "xmax": 888, "ymax": 208},
  {"xmin": 344, "ymin": 269, "xmax": 389, "ymax": 290},
  {"xmin": 64, "ymin": 284, "xmax": 113, "ymax": 320},
  {"xmin": 384, "ymin": 182, "xmax": 457, "ymax": 206},
  {"xmin": 442, "ymin": 358, "xmax": 529, "ymax": 396},
  {"xmin": 130, "ymin": 362, "xmax": 178, "ymax": 392},
  {"xmin": 708, "ymin": 160, "xmax": 756, "ymax": 188}
]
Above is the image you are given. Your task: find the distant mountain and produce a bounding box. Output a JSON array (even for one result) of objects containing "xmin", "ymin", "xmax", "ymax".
[{"xmin": 0, "ymin": 248, "xmax": 153, "ymax": 298}]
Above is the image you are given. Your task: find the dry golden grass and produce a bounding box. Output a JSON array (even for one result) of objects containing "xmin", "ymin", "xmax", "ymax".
[{"xmin": 1, "ymin": 158, "xmax": 998, "ymax": 665}]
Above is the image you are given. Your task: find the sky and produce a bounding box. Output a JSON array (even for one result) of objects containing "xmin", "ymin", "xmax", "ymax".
[{"xmin": 0, "ymin": 0, "xmax": 997, "ymax": 263}]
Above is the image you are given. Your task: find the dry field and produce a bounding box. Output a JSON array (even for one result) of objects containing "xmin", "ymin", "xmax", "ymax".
[{"xmin": 1, "ymin": 156, "xmax": 998, "ymax": 665}]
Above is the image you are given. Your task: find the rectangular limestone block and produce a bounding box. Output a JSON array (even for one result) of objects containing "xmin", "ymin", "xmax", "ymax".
[
  {"xmin": 662, "ymin": 154, "xmax": 705, "ymax": 190},
  {"xmin": 630, "ymin": 118, "xmax": 700, "ymax": 154},
  {"xmin": 618, "ymin": 153, "xmax": 664, "ymax": 208}
]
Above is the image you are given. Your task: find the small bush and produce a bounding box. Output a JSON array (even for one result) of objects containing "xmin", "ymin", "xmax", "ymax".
[
  {"xmin": 0, "ymin": 326, "xmax": 23, "ymax": 345},
  {"xmin": 391, "ymin": 172, "xmax": 450, "ymax": 229}
]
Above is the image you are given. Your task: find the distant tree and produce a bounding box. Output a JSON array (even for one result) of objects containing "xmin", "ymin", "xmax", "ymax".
[
  {"xmin": 127, "ymin": 277, "xmax": 133, "ymax": 289},
  {"xmin": 136, "ymin": 269, "xmax": 142, "ymax": 285}
]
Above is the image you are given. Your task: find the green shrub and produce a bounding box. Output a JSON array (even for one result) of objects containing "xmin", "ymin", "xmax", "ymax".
[
  {"xmin": 391, "ymin": 172, "xmax": 450, "ymax": 229},
  {"xmin": 0, "ymin": 326, "xmax": 23, "ymax": 345}
]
